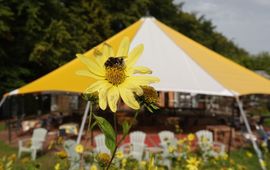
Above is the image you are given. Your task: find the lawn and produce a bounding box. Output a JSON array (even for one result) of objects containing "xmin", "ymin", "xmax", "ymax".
[{"xmin": 0, "ymin": 121, "xmax": 269, "ymax": 170}]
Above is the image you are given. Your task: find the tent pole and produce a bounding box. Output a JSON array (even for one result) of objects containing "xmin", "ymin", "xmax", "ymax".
[
  {"xmin": 77, "ymin": 101, "xmax": 90, "ymax": 144},
  {"xmin": 235, "ymin": 96, "xmax": 266, "ymax": 170},
  {"xmin": 0, "ymin": 95, "xmax": 7, "ymax": 108}
]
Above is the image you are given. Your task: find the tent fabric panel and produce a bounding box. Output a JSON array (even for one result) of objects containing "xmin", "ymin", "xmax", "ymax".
[
  {"xmin": 15, "ymin": 20, "xmax": 143, "ymax": 95},
  {"xmin": 155, "ymin": 20, "xmax": 270, "ymax": 95},
  {"xmin": 130, "ymin": 18, "xmax": 233, "ymax": 96}
]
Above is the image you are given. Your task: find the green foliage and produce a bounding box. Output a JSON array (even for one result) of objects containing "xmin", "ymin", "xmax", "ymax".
[
  {"xmin": 1, "ymin": 0, "xmax": 270, "ymax": 96},
  {"xmin": 94, "ymin": 115, "xmax": 116, "ymax": 154}
]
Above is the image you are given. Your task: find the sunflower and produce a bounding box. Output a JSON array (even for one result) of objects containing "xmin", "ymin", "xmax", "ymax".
[{"xmin": 76, "ymin": 37, "xmax": 159, "ymax": 112}]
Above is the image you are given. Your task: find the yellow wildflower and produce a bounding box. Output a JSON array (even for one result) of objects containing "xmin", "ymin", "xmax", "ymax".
[
  {"xmin": 75, "ymin": 144, "xmax": 84, "ymax": 154},
  {"xmin": 168, "ymin": 145, "xmax": 176, "ymax": 153},
  {"xmin": 8, "ymin": 154, "xmax": 16, "ymax": 161},
  {"xmin": 76, "ymin": 37, "xmax": 159, "ymax": 112},
  {"xmin": 97, "ymin": 153, "xmax": 111, "ymax": 165},
  {"xmin": 56, "ymin": 151, "xmax": 68, "ymax": 159},
  {"xmin": 54, "ymin": 163, "xmax": 60, "ymax": 170},
  {"xmin": 245, "ymin": 151, "xmax": 253, "ymax": 158},
  {"xmin": 89, "ymin": 164, "xmax": 98, "ymax": 170},
  {"xmin": 259, "ymin": 159, "xmax": 266, "ymax": 168},
  {"xmin": 187, "ymin": 133, "xmax": 195, "ymax": 141},
  {"xmin": 186, "ymin": 157, "xmax": 200, "ymax": 170},
  {"xmin": 222, "ymin": 153, "xmax": 228, "ymax": 160},
  {"xmin": 121, "ymin": 158, "xmax": 127, "ymax": 167},
  {"xmin": 116, "ymin": 151, "xmax": 124, "ymax": 159},
  {"xmin": 140, "ymin": 160, "xmax": 147, "ymax": 167}
]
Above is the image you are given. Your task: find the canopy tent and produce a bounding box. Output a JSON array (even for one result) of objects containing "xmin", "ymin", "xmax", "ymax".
[
  {"xmin": 2, "ymin": 17, "xmax": 270, "ymax": 170},
  {"xmin": 3, "ymin": 17, "xmax": 270, "ymax": 97}
]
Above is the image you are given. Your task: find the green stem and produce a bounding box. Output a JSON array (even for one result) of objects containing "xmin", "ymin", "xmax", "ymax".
[
  {"xmin": 105, "ymin": 110, "xmax": 140, "ymax": 170},
  {"xmin": 85, "ymin": 103, "xmax": 94, "ymax": 147}
]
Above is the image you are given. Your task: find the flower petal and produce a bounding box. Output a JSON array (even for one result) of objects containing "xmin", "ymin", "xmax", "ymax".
[
  {"xmin": 99, "ymin": 83, "xmax": 112, "ymax": 110},
  {"xmin": 128, "ymin": 76, "xmax": 160, "ymax": 86},
  {"xmin": 119, "ymin": 84, "xmax": 140, "ymax": 110},
  {"xmin": 76, "ymin": 70, "xmax": 104, "ymax": 80},
  {"xmin": 125, "ymin": 44, "xmax": 144, "ymax": 67},
  {"xmin": 133, "ymin": 66, "xmax": 152, "ymax": 74},
  {"xmin": 76, "ymin": 54, "xmax": 105, "ymax": 76},
  {"xmin": 107, "ymin": 86, "xmax": 120, "ymax": 112},
  {"xmin": 117, "ymin": 37, "xmax": 130, "ymax": 57},
  {"xmin": 101, "ymin": 43, "xmax": 114, "ymax": 64},
  {"xmin": 85, "ymin": 80, "xmax": 109, "ymax": 94},
  {"xmin": 123, "ymin": 78, "xmax": 143, "ymax": 96}
]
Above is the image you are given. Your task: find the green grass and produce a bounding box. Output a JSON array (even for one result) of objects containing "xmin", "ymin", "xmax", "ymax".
[{"xmin": 230, "ymin": 148, "xmax": 270, "ymax": 170}]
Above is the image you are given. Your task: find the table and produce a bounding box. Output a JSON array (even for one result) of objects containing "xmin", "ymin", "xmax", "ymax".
[
  {"xmin": 59, "ymin": 123, "xmax": 78, "ymax": 135},
  {"xmin": 206, "ymin": 125, "xmax": 235, "ymax": 152}
]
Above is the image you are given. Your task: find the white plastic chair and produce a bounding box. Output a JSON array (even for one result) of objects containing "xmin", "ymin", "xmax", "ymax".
[
  {"xmin": 130, "ymin": 131, "xmax": 146, "ymax": 145},
  {"xmin": 128, "ymin": 131, "xmax": 146, "ymax": 161},
  {"xmin": 63, "ymin": 140, "xmax": 80, "ymax": 170},
  {"xmin": 158, "ymin": 130, "xmax": 176, "ymax": 169},
  {"xmin": 196, "ymin": 130, "xmax": 225, "ymax": 157},
  {"xmin": 158, "ymin": 130, "xmax": 175, "ymax": 146},
  {"xmin": 94, "ymin": 134, "xmax": 111, "ymax": 155},
  {"xmin": 18, "ymin": 128, "xmax": 47, "ymax": 160}
]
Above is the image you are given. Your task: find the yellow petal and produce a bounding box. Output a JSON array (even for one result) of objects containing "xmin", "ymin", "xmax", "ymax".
[
  {"xmin": 99, "ymin": 83, "xmax": 112, "ymax": 110},
  {"xmin": 76, "ymin": 70, "xmax": 104, "ymax": 80},
  {"xmin": 133, "ymin": 66, "xmax": 152, "ymax": 74},
  {"xmin": 76, "ymin": 54, "xmax": 105, "ymax": 76},
  {"xmin": 123, "ymin": 78, "xmax": 143, "ymax": 96},
  {"xmin": 129, "ymin": 76, "xmax": 160, "ymax": 86},
  {"xmin": 107, "ymin": 86, "xmax": 120, "ymax": 112},
  {"xmin": 117, "ymin": 37, "xmax": 130, "ymax": 57},
  {"xmin": 125, "ymin": 44, "xmax": 144, "ymax": 67},
  {"xmin": 101, "ymin": 43, "xmax": 114, "ymax": 64},
  {"xmin": 85, "ymin": 80, "xmax": 108, "ymax": 94},
  {"xmin": 119, "ymin": 85, "xmax": 140, "ymax": 110}
]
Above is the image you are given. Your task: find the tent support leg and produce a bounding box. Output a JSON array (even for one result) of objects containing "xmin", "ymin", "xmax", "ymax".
[
  {"xmin": 0, "ymin": 95, "xmax": 7, "ymax": 108},
  {"xmin": 77, "ymin": 101, "xmax": 90, "ymax": 144},
  {"xmin": 236, "ymin": 97, "xmax": 266, "ymax": 170}
]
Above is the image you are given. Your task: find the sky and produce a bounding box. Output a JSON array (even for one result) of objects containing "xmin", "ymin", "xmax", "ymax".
[{"xmin": 175, "ymin": 0, "xmax": 270, "ymax": 54}]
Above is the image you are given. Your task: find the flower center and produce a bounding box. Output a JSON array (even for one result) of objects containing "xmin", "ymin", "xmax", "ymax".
[
  {"xmin": 141, "ymin": 86, "xmax": 159, "ymax": 104},
  {"xmin": 105, "ymin": 57, "xmax": 126, "ymax": 85}
]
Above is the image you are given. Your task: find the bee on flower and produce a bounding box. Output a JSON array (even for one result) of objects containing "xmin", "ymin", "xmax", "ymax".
[{"xmin": 76, "ymin": 37, "xmax": 159, "ymax": 112}]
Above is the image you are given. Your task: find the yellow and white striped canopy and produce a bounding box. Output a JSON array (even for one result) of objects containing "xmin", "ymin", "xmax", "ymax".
[{"xmin": 6, "ymin": 17, "xmax": 270, "ymax": 97}]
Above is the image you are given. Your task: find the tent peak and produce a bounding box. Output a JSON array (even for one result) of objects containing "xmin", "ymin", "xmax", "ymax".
[{"xmin": 141, "ymin": 16, "xmax": 156, "ymax": 21}]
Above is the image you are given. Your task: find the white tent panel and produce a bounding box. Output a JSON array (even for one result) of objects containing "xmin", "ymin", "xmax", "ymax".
[{"xmin": 129, "ymin": 18, "xmax": 234, "ymax": 96}]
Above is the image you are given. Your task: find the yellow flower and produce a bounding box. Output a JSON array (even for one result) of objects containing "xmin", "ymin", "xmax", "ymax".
[
  {"xmin": 140, "ymin": 161, "xmax": 147, "ymax": 167},
  {"xmin": 168, "ymin": 145, "xmax": 176, "ymax": 153},
  {"xmin": 121, "ymin": 158, "xmax": 127, "ymax": 167},
  {"xmin": 186, "ymin": 157, "xmax": 200, "ymax": 170},
  {"xmin": 259, "ymin": 159, "xmax": 266, "ymax": 167},
  {"xmin": 8, "ymin": 154, "xmax": 16, "ymax": 161},
  {"xmin": 75, "ymin": 144, "xmax": 84, "ymax": 154},
  {"xmin": 222, "ymin": 153, "xmax": 228, "ymax": 160},
  {"xmin": 177, "ymin": 138, "xmax": 186, "ymax": 145},
  {"xmin": 89, "ymin": 164, "xmax": 98, "ymax": 170},
  {"xmin": 54, "ymin": 163, "xmax": 60, "ymax": 170},
  {"xmin": 245, "ymin": 151, "xmax": 253, "ymax": 158},
  {"xmin": 97, "ymin": 153, "xmax": 111, "ymax": 165},
  {"xmin": 116, "ymin": 151, "xmax": 124, "ymax": 159},
  {"xmin": 56, "ymin": 151, "xmax": 68, "ymax": 159},
  {"xmin": 187, "ymin": 133, "xmax": 195, "ymax": 141},
  {"xmin": 200, "ymin": 136, "xmax": 209, "ymax": 143},
  {"xmin": 76, "ymin": 37, "xmax": 159, "ymax": 112}
]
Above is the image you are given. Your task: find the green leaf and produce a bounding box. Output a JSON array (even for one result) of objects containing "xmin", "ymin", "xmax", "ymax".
[
  {"xmin": 122, "ymin": 121, "xmax": 130, "ymax": 136},
  {"xmin": 94, "ymin": 115, "xmax": 116, "ymax": 154}
]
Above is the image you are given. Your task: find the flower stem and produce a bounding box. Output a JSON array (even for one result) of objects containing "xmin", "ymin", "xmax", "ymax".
[{"xmin": 105, "ymin": 110, "xmax": 140, "ymax": 170}]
